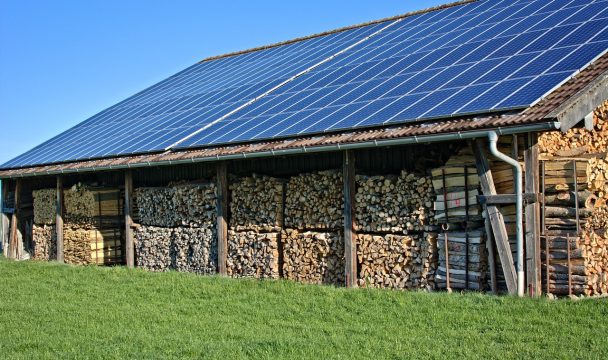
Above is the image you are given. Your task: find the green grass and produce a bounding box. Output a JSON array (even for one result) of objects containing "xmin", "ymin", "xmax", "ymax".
[{"xmin": 0, "ymin": 258, "xmax": 607, "ymax": 359}]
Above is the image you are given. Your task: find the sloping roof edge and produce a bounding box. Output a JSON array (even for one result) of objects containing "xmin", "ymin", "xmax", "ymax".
[{"xmin": 200, "ymin": 0, "xmax": 477, "ymax": 62}]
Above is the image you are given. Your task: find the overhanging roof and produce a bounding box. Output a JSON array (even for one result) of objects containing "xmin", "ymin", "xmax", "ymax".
[
  {"xmin": 2, "ymin": 0, "xmax": 608, "ymax": 177},
  {"xmin": 1, "ymin": 50, "xmax": 607, "ymax": 179}
]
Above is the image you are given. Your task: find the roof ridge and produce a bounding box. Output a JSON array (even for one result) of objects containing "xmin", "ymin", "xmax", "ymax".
[{"xmin": 199, "ymin": 0, "xmax": 478, "ymax": 63}]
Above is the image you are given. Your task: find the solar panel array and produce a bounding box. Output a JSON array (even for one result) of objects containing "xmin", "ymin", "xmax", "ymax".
[
  {"xmin": 1, "ymin": 22, "xmax": 387, "ymax": 168},
  {"xmin": 3, "ymin": 0, "xmax": 608, "ymax": 169},
  {"xmin": 178, "ymin": 0, "xmax": 608, "ymax": 147}
]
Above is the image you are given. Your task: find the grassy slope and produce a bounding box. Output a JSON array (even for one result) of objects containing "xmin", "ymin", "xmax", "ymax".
[{"xmin": 0, "ymin": 258, "xmax": 607, "ymax": 359}]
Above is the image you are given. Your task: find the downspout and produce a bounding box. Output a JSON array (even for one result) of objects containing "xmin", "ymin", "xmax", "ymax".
[{"xmin": 487, "ymin": 131, "xmax": 524, "ymax": 297}]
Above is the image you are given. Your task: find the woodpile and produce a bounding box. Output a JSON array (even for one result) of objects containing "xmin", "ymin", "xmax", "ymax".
[
  {"xmin": 134, "ymin": 225, "xmax": 217, "ymax": 274},
  {"xmin": 64, "ymin": 183, "xmax": 122, "ymax": 225},
  {"xmin": 539, "ymin": 100, "xmax": 608, "ymax": 156},
  {"xmin": 355, "ymin": 171, "xmax": 435, "ymax": 233},
  {"xmin": 229, "ymin": 175, "xmax": 283, "ymax": 232},
  {"xmin": 32, "ymin": 224, "xmax": 56, "ymax": 260},
  {"xmin": 282, "ymin": 229, "xmax": 344, "ymax": 285},
  {"xmin": 32, "ymin": 189, "xmax": 55, "ymax": 225},
  {"xmin": 435, "ymin": 230, "xmax": 487, "ymax": 290},
  {"xmin": 285, "ymin": 170, "xmax": 343, "ymax": 230},
  {"xmin": 133, "ymin": 182, "xmax": 218, "ymax": 274},
  {"xmin": 135, "ymin": 182, "xmax": 216, "ymax": 227},
  {"xmin": 357, "ymin": 232, "xmax": 437, "ymax": 290},
  {"xmin": 227, "ymin": 230, "xmax": 279, "ymax": 279},
  {"xmin": 540, "ymin": 156, "xmax": 608, "ymax": 296}
]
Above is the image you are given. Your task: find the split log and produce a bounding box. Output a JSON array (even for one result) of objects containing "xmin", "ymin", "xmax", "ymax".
[
  {"xmin": 227, "ymin": 230, "xmax": 279, "ymax": 279},
  {"xmin": 32, "ymin": 224, "xmax": 56, "ymax": 260},
  {"xmin": 356, "ymin": 232, "xmax": 437, "ymax": 290},
  {"xmin": 32, "ymin": 189, "xmax": 55, "ymax": 225},
  {"xmin": 355, "ymin": 171, "xmax": 436, "ymax": 233},
  {"xmin": 135, "ymin": 182, "xmax": 216, "ymax": 227},
  {"xmin": 285, "ymin": 170, "xmax": 343, "ymax": 230},
  {"xmin": 282, "ymin": 229, "xmax": 344, "ymax": 286},
  {"xmin": 229, "ymin": 175, "xmax": 283, "ymax": 232}
]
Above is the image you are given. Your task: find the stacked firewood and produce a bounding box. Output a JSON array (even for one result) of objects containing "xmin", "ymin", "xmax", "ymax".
[
  {"xmin": 134, "ymin": 182, "xmax": 218, "ymax": 274},
  {"xmin": 285, "ymin": 170, "xmax": 343, "ymax": 230},
  {"xmin": 32, "ymin": 224, "xmax": 56, "ymax": 260},
  {"xmin": 32, "ymin": 189, "xmax": 55, "ymax": 225},
  {"xmin": 135, "ymin": 182, "xmax": 216, "ymax": 227},
  {"xmin": 64, "ymin": 183, "xmax": 122, "ymax": 225},
  {"xmin": 134, "ymin": 226, "xmax": 172, "ymax": 271},
  {"xmin": 227, "ymin": 175, "xmax": 283, "ymax": 279},
  {"xmin": 539, "ymin": 100, "xmax": 608, "ymax": 156},
  {"xmin": 282, "ymin": 229, "xmax": 344, "ymax": 285},
  {"xmin": 229, "ymin": 175, "xmax": 283, "ymax": 232},
  {"xmin": 227, "ymin": 230, "xmax": 279, "ymax": 279},
  {"xmin": 435, "ymin": 230, "xmax": 487, "ymax": 290},
  {"xmin": 355, "ymin": 171, "xmax": 435, "ymax": 233},
  {"xmin": 357, "ymin": 232, "xmax": 437, "ymax": 290},
  {"xmin": 540, "ymin": 156, "xmax": 608, "ymax": 296},
  {"xmin": 134, "ymin": 225, "xmax": 217, "ymax": 274}
]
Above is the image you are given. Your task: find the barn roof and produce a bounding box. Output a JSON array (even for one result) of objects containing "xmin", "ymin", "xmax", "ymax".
[{"xmin": 2, "ymin": 0, "xmax": 608, "ymax": 177}]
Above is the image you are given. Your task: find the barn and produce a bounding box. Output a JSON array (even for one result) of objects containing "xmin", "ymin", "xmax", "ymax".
[{"xmin": 1, "ymin": 0, "xmax": 608, "ymax": 298}]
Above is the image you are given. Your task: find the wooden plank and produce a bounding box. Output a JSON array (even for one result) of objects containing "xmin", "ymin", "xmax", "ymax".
[
  {"xmin": 9, "ymin": 179, "xmax": 21, "ymax": 259},
  {"xmin": 124, "ymin": 171, "xmax": 134, "ymax": 268},
  {"xmin": 483, "ymin": 205, "xmax": 497, "ymax": 294},
  {"xmin": 216, "ymin": 162, "xmax": 228, "ymax": 276},
  {"xmin": 56, "ymin": 176, "xmax": 64, "ymax": 263},
  {"xmin": 343, "ymin": 150, "xmax": 356, "ymax": 288},
  {"xmin": 478, "ymin": 193, "xmax": 537, "ymax": 205},
  {"xmin": 472, "ymin": 139, "xmax": 517, "ymax": 295},
  {"xmin": 1, "ymin": 180, "xmax": 9, "ymax": 255},
  {"xmin": 524, "ymin": 133, "xmax": 541, "ymax": 297}
]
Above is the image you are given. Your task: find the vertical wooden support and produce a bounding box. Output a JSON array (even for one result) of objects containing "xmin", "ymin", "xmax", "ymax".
[
  {"xmin": 216, "ymin": 162, "xmax": 228, "ymax": 276},
  {"xmin": 9, "ymin": 179, "xmax": 22, "ymax": 259},
  {"xmin": 483, "ymin": 205, "xmax": 498, "ymax": 294},
  {"xmin": 472, "ymin": 140, "xmax": 517, "ymax": 295},
  {"xmin": 343, "ymin": 150, "xmax": 357, "ymax": 288},
  {"xmin": 524, "ymin": 133, "xmax": 541, "ymax": 297},
  {"xmin": 124, "ymin": 171, "xmax": 134, "ymax": 268},
  {"xmin": 56, "ymin": 176, "xmax": 64, "ymax": 263},
  {"xmin": 1, "ymin": 180, "xmax": 10, "ymax": 255}
]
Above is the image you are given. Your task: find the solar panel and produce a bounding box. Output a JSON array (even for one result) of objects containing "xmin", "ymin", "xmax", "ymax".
[
  {"xmin": 177, "ymin": 0, "xmax": 608, "ymax": 148},
  {"xmin": 3, "ymin": 0, "xmax": 608, "ymax": 169},
  {"xmin": 1, "ymin": 21, "xmax": 388, "ymax": 168}
]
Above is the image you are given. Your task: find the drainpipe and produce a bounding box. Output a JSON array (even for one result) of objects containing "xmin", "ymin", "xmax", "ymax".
[{"xmin": 487, "ymin": 131, "xmax": 524, "ymax": 297}]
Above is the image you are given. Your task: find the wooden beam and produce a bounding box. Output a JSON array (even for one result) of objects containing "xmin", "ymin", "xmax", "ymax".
[
  {"xmin": 472, "ymin": 139, "xmax": 517, "ymax": 295},
  {"xmin": 9, "ymin": 179, "xmax": 21, "ymax": 259},
  {"xmin": 478, "ymin": 193, "xmax": 538, "ymax": 205},
  {"xmin": 343, "ymin": 150, "xmax": 357, "ymax": 288},
  {"xmin": 483, "ymin": 205, "xmax": 498, "ymax": 294},
  {"xmin": 524, "ymin": 133, "xmax": 541, "ymax": 297},
  {"xmin": 124, "ymin": 171, "xmax": 134, "ymax": 268},
  {"xmin": 547, "ymin": 69, "xmax": 608, "ymax": 132},
  {"xmin": 1, "ymin": 180, "xmax": 9, "ymax": 256},
  {"xmin": 216, "ymin": 162, "xmax": 228, "ymax": 276},
  {"xmin": 56, "ymin": 177, "xmax": 64, "ymax": 263}
]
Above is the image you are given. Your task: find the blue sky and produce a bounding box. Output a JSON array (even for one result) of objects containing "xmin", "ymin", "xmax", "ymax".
[{"xmin": 0, "ymin": 0, "xmax": 445, "ymax": 165}]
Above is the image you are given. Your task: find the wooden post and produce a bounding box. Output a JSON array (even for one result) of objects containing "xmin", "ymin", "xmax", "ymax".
[
  {"xmin": 483, "ymin": 205, "xmax": 498, "ymax": 294},
  {"xmin": 1, "ymin": 180, "xmax": 9, "ymax": 255},
  {"xmin": 216, "ymin": 162, "xmax": 228, "ymax": 276},
  {"xmin": 124, "ymin": 171, "xmax": 134, "ymax": 268},
  {"xmin": 9, "ymin": 179, "xmax": 21, "ymax": 259},
  {"xmin": 56, "ymin": 176, "xmax": 64, "ymax": 263},
  {"xmin": 524, "ymin": 133, "xmax": 541, "ymax": 297},
  {"xmin": 343, "ymin": 150, "xmax": 357, "ymax": 288},
  {"xmin": 472, "ymin": 140, "xmax": 517, "ymax": 295}
]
